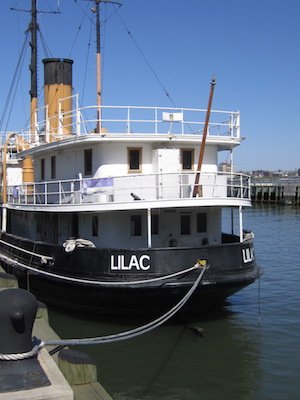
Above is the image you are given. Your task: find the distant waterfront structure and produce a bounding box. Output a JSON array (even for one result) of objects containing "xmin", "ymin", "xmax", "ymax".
[
  {"xmin": 250, "ymin": 169, "xmax": 299, "ymax": 179},
  {"xmin": 251, "ymin": 176, "xmax": 300, "ymax": 205},
  {"xmin": 218, "ymin": 162, "xmax": 232, "ymax": 173},
  {"xmin": 230, "ymin": 169, "xmax": 300, "ymax": 205}
]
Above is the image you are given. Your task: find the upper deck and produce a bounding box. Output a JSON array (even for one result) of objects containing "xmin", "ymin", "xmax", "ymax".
[
  {"xmin": 1, "ymin": 99, "xmax": 248, "ymax": 211},
  {"xmin": 5, "ymin": 171, "xmax": 251, "ymax": 212},
  {"xmin": 1, "ymin": 97, "xmax": 241, "ymax": 154}
]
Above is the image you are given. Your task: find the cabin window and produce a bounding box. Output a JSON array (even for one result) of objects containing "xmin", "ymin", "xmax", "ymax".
[
  {"xmin": 197, "ymin": 213, "xmax": 207, "ymax": 233},
  {"xmin": 131, "ymin": 215, "xmax": 142, "ymax": 236},
  {"xmin": 41, "ymin": 158, "xmax": 45, "ymax": 180},
  {"xmin": 181, "ymin": 214, "xmax": 191, "ymax": 235},
  {"xmin": 181, "ymin": 149, "xmax": 194, "ymax": 170},
  {"xmin": 128, "ymin": 148, "xmax": 142, "ymax": 172},
  {"xmin": 51, "ymin": 156, "xmax": 56, "ymax": 179},
  {"xmin": 84, "ymin": 149, "xmax": 93, "ymax": 176},
  {"xmin": 92, "ymin": 216, "xmax": 99, "ymax": 237},
  {"xmin": 151, "ymin": 214, "xmax": 159, "ymax": 235}
]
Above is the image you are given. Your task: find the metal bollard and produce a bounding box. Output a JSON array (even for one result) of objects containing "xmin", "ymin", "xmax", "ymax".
[
  {"xmin": 0, "ymin": 288, "xmax": 38, "ymax": 354},
  {"xmin": 0, "ymin": 288, "xmax": 52, "ymax": 395}
]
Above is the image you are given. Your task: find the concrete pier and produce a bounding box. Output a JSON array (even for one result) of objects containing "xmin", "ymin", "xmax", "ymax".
[
  {"xmin": 0, "ymin": 266, "xmax": 113, "ymax": 400},
  {"xmin": 251, "ymin": 181, "xmax": 300, "ymax": 205}
]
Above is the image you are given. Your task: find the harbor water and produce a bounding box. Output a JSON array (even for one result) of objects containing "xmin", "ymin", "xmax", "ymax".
[{"xmin": 48, "ymin": 205, "xmax": 300, "ymax": 400}]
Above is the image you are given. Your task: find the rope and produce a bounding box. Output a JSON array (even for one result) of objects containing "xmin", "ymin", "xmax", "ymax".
[
  {"xmin": 0, "ymin": 31, "xmax": 30, "ymax": 132},
  {"xmin": 0, "ymin": 240, "xmax": 53, "ymax": 261},
  {"xmin": 0, "ymin": 337, "xmax": 44, "ymax": 361},
  {"xmin": 45, "ymin": 262, "xmax": 207, "ymax": 352},
  {"xmin": 0, "ymin": 262, "xmax": 207, "ymax": 359},
  {"xmin": 0, "ymin": 251, "xmax": 202, "ymax": 286}
]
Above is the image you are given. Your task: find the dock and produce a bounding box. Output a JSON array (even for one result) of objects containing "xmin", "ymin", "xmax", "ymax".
[
  {"xmin": 251, "ymin": 180, "xmax": 300, "ymax": 205},
  {"xmin": 0, "ymin": 266, "xmax": 113, "ymax": 400}
]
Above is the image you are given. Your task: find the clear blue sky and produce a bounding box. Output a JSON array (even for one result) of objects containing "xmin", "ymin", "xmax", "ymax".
[{"xmin": 1, "ymin": 0, "xmax": 299, "ymax": 171}]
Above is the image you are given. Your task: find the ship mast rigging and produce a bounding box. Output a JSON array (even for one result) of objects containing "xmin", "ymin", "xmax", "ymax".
[
  {"xmin": 87, "ymin": 0, "xmax": 122, "ymax": 132},
  {"xmin": 11, "ymin": 0, "xmax": 60, "ymax": 141}
]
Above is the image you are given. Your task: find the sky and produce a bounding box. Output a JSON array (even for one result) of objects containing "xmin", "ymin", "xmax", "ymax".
[{"xmin": 0, "ymin": 0, "xmax": 300, "ymax": 172}]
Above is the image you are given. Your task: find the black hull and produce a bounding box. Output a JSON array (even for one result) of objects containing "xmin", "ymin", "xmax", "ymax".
[{"xmin": 0, "ymin": 231, "xmax": 263, "ymax": 315}]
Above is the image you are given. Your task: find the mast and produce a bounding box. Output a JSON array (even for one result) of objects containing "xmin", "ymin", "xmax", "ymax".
[
  {"xmin": 95, "ymin": 0, "xmax": 102, "ymax": 133},
  {"xmin": 192, "ymin": 76, "xmax": 216, "ymax": 197},
  {"xmin": 11, "ymin": 0, "xmax": 60, "ymax": 140},
  {"xmin": 29, "ymin": 0, "xmax": 38, "ymax": 142},
  {"xmin": 9, "ymin": 1, "xmax": 59, "ymax": 197},
  {"xmin": 90, "ymin": 0, "xmax": 122, "ymax": 133}
]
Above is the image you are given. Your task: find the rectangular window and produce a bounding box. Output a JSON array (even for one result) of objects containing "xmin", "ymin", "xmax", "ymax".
[
  {"xmin": 41, "ymin": 158, "xmax": 45, "ymax": 180},
  {"xmin": 51, "ymin": 156, "xmax": 56, "ymax": 179},
  {"xmin": 131, "ymin": 215, "xmax": 142, "ymax": 236},
  {"xmin": 181, "ymin": 149, "xmax": 194, "ymax": 170},
  {"xmin": 84, "ymin": 149, "xmax": 93, "ymax": 176},
  {"xmin": 128, "ymin": 148, "xmax": 142, "ymax": 172},
  {"xmin": 181, "ymin": 214, "xmax": 191, "ymax": 235},
  {"xmin": 197, "ymin": 213, "xmax": 207, "ymax": 233},
  {"xmin": 151, "ymin": 214, "xmax": 159, "ymax": 235},
  {"xmin": 92, "ymin": 216, "xmax": 98, "ymax": 237}
]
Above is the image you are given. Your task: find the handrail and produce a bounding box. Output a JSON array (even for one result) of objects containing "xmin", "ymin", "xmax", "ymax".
[
  {"xmin": 0, "ymin": 104, "xmax": 240, "ymax": 149},
  {"xmin": 6, "ymin": 171, "xmax": 251, "ymax": 206}
]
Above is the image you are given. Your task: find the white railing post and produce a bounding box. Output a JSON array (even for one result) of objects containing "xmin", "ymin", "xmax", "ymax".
[
  {"xmin": 44, "ymin": 182, "xmax": 47, "ymax": 205},
  {"xmin": 147, "ymin": 208, "xmax": 152, "ymax": 248},
  {"xmin": 75, "ymin": 94, "xmax": 80, "ymax": 135},
  {"xmin": 76, "ymin": 110, "xmax": 81, "ymax": 136},
  {"xmin": 71, "ymin": 181, "xmax": 74, "ymax": 204},
  {"xmin": 229, "ymin": 114, "xmax": 234, "ymax": 137},
  {"xmin": 34, "ymin": 108, "xmax": 39, "ymax": 143},
  {"xmin": 239, "ymin": 206, "xmax": 243, "ymax": 242},
  {"xmin": 127, "ymin": 107, "xmax": 130, "ymax": 134},
  {"xmin": 99, "ymin": 106, "xmax": 102, "ymax": 133},
  {"xmin": 240, "ymin": 174, "xmax": 243, "ymax": 199},
  {"xmin": 248, "ymin": 176, "xmax": 251, "ymax": 199},
  {"xmin": 25, "ymin": 185, "xmax": 28, "ymax": 205},
  {"xmin": 59, "ymin": 181, "xmax": 62, "ymax": 204},
  {"xmin": 79, "ymin": 173, "xmax": 83, "ymax": 204},
  {"xmin": 236, "ymin": 111, "xmax": 240, "ymax": 138},
  {"xmin": 58, "ymin": 99, "xmax": 63, "ymax": 137},
  {"xmin": 2, "ymin": 207, "xmax": 7, "ymax": 231},
  {"xmin": 45, "ymin": 105, "xmax": 50, "ymax": 142}
]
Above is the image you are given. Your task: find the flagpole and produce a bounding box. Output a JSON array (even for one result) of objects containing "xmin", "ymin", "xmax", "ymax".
[{"xmin": 192, "ymin": 76, "xmax": 216, "ymax": 197}]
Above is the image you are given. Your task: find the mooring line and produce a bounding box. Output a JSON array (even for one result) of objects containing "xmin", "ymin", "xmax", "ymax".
[
  {"xmin": 0, "ymin": 251, "xmax": 203, "ymax": 286},
  {"xmin": 0, "ymin": 262, "xmax": 207, "ymax": 360},
  {"xmin": 45, "ymin": 263, "xmax": 207, "ymax": 354}
]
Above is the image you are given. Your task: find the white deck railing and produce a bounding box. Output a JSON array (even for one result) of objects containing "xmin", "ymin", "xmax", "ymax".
[
  {"xmin": 1, "ymin": 98, "xmax": 240, "ymax": 147},
  {"xmin": 6, "ymin": 171, "xmax": 250, "ymax": 206}
]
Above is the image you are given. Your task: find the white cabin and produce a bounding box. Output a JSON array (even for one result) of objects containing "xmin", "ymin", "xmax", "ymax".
[{"xmin": 3, "ymin": 101, "xmax": 250, "ymax": 249}]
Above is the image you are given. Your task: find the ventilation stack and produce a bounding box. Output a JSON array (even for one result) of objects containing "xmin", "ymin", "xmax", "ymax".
[{"xmin": 43, "ymin": 58, "xmax": 73, "ymax": 141}]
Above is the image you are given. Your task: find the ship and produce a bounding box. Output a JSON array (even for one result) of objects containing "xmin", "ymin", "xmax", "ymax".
[{"xmin": 0, "ymin": 0, "xmax": 262, "ymax": 315}]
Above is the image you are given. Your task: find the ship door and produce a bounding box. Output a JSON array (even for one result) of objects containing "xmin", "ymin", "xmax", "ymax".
[{"xmin": 157, "ymin": 149, "xmax": 180, "ymax": 199}]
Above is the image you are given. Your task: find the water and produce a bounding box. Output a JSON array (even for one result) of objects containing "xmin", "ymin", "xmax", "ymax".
[{"xmin": 48, "ymin": 205, "xmax": 300, "ymax": 400}]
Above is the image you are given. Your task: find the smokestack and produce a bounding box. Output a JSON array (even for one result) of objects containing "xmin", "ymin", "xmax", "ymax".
[{"xmin": 43, "ymin": 58, "xmax": 73, "ymax": 140}]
